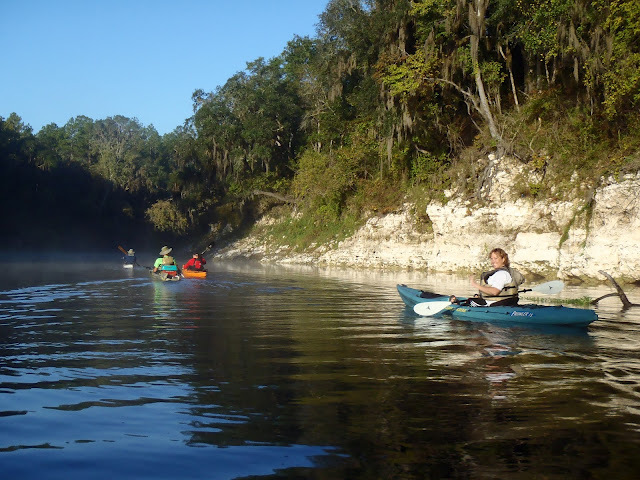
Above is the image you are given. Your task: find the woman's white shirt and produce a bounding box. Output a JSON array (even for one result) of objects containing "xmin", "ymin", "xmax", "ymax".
[{"xmin": 486, "ymin": 270, "xmax": 512, "ymax": 290}]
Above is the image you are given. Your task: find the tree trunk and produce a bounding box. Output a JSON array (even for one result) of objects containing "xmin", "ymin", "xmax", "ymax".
[
  {"xmin": 468, "ymin": 1, "xmax": 501, "ymax": 143},
  {"xmin": 499, "ymin": 45, "xmax": 520, "ymax": 112}
]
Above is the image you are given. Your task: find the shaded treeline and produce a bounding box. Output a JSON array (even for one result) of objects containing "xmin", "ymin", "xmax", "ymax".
[
  {"xmin": 2, "ymin": 0, "xmax": 639, "ymax": 252},
  {"xmin": 0, "ymin": 114, "xmax": 169, "ymax": 251}
]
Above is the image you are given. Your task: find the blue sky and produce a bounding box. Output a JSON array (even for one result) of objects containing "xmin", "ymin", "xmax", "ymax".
[{"xmin": 1, "ymin": 0, "xmax": 329, "ymax": 135}]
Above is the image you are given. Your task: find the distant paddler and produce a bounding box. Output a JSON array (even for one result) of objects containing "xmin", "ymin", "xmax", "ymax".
[{"xmin": 118, "ymin": 245, "xmax": 137, "ymax": 268}]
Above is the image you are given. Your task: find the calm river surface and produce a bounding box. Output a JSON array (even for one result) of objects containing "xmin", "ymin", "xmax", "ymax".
[{"xmin": 1, "ymin": 258, "xmax": 640, "ymax": 479}]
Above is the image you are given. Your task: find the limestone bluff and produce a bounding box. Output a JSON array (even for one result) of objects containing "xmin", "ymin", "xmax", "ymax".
[{"xmin": 216, "ymin": 155, "xmax": 640, "ymax": 284}]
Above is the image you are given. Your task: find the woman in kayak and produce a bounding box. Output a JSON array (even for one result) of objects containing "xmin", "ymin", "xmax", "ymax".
[{"xmin": 451, "ymin": 248, "xmax": 524, "ymax": 306}]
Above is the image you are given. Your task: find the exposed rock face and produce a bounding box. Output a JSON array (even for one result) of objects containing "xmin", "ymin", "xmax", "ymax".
[{"xmin": 216, "ymin": 156, "xmax": 640, "ymax": 282}]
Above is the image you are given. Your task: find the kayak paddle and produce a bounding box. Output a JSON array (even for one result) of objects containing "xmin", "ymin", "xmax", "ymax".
[
  {"xmin": 520, "ymin": 280, "xmax": 564, "ymax": 295},
  {"xmin": 413, "ymin": 280, "xmax": 564, "ymax": 316},
  {"xmin": 413, "ymin": 301, "xmax": 452, "ymax": 317}
]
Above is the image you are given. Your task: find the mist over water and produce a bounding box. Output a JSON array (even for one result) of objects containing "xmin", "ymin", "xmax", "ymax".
[{"xmin": 1, "ymin": 260, "xmax": 640, "ymax": 479}]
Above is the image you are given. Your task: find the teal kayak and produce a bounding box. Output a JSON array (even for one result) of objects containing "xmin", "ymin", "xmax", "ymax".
[{"xmin": 397, "ymin": 284, "xmax": 598, "ymax": 327}]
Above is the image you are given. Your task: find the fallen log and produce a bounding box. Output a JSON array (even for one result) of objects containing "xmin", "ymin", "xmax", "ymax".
[{"xmin": 591, "ymin": 271, "xmax": 640, "ymax": 307}]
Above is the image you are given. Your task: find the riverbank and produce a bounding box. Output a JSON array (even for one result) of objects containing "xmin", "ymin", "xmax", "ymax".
[{"xmin": 215, "ymin": 156, "xmax": 640, "ymax": 284}]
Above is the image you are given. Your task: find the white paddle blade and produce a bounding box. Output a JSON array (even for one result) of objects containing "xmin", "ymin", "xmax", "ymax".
[
  {"xmin": 530, "ymin": 280, "xmax": 565, "ymax": 294},
  {"xmin": 413, "ymin": 301, "xmax": 451, "ymax": 317}
]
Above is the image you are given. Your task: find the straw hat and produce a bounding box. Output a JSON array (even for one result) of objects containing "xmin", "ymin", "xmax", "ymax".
[{"xmin": 159, "ymin": 246, "xmax": 172, "ymax": 255}]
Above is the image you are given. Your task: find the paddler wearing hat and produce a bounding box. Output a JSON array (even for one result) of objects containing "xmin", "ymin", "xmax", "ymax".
[
  {"xmin": 153, "ymin": 246, "xmax": 177, "ymax": 273},
  {"xmin": 123, "ymin": 248, "xmax": 136, "ymax": 266}
]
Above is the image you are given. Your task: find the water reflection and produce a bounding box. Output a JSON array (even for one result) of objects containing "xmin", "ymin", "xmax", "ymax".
[
  {"xmin": 1, "ymin": 261, "xmax": 640, "ymax": 479},
  {"xmin": 151, "ymin": 278, "xmax": 181, "ymax": 321}
]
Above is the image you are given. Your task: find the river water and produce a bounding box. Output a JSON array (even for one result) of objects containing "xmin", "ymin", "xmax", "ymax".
[{"xmin": 1, "ymin": 258, "xmax": 640, "ymax": 479}]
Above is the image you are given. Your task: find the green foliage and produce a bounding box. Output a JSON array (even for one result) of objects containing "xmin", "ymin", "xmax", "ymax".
[
  {"xmin": 226, "ymin": 172, "xmax": 291, "ymax": 201},
  {"xmin": 35, "ymin": 123, "xmax": 67, "ymax": 170},
  {"xmin": 502, "ymin": 0, "xmax": 572, "ymax": 57},
  {"xmin": 504, "ymin": 89, "xmax": 633, "ymax": 201},
  {"xmin": 601, "ymin": 0, "xmax": 640, "ymax": 120},
  {"xmin": 265, "ymin": 206, "xmax": 362, "ymax": 252},
  {"xmin": 213, "ymin": 202, "xmax": 244, "ymax": 233},
  {"xmin": 145, "ymin": 200, "xmax": 189, "ymax": 234},
  {"xmin": 378, "ymin": 49, "xmax": 438, "ymax": 98},
  {"xmin": 410, "ymin": 151, "xmax": 450, "ymax": 187},
  {"xmin": 405, "ymin": 185, "xmax": 436, "ymax": 233},
  {"xmin": 559, "ymin": 197, "xmax": 595, "ymax": 248},
  {"xmin": 292, "ymin": 149, "xmax": 357, "ymax": 217},
  {"xmin": 479, "ymin": 61, "xmax": 506, "ymax": 91},
  {"xmin": 292, "ymin": 121, "xmax": 380, "ymax": 217},
  {"xmin": 348, "ymin": 176, "xmax": 405, "ymax": 216},
  {"xmin": 528, "ymin": 182, "xmax": 542, "ymax": 197},
  {"xmin": 526, "ymin": 295, "xmax": 593, "ymax": 306},
  {"xmin": 191, "ymin": 55, "xmax": 303, "ymax": 188},
  {"xmin": 409, "ymin": 0, "xmax": 453, "ymax": 43}
]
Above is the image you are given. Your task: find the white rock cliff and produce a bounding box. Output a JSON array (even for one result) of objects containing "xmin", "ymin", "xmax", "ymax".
[{"xmin": 217, "ymin": 156, "xmax": 640, "ymax": 283}]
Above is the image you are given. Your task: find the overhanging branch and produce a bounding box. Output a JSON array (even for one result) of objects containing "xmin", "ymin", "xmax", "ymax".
[{"xmin": 252, "ymin": 190, "xmax": 298, "ymax": 205}]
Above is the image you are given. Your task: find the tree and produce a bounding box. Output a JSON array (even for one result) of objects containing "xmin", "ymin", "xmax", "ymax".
[
  {"xmin": 193, "ymin": 56, "xmax": 303, "ymax": 183},
  {"xmin": 145, "ymin": 199, "xmax": 188, "ymax": 234},
  {"xmin": 89, "ymin": 116, "xmax": 152, "ymax": 192},
  {"xmin": 62, "ymin": 116, "xmax": 96, "ymax": 165},
  {"xmin": 35, "ymin": 123, "xmax": 66, "ymax": 170},
  {"xmin": 601, "ymin": 0, "xmax": 640, "ymax": 121},
  {"xmin": 0, "ymin": 113, "xmax": 36, "ymax": 164}
]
